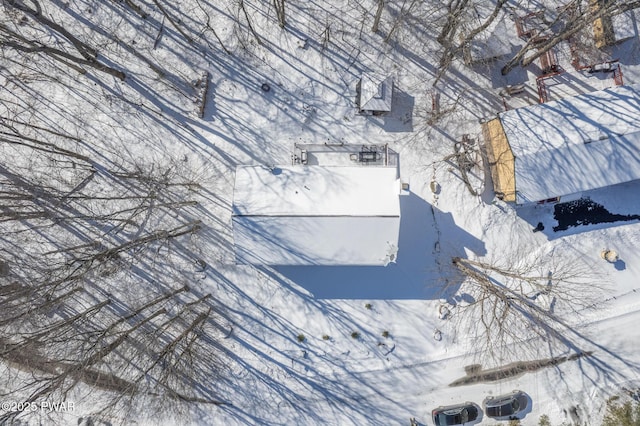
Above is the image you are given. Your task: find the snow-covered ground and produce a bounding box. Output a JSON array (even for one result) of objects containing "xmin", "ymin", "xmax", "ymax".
[{"xmin": 1, "ymin": 1, "xmax": 640, "ymax": 425}]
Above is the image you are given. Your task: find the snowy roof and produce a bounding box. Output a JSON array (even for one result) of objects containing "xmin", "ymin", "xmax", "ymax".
[
  {"xmin": 232, "ymin": 165, "xmax": 401, "ymax": 265},
  {"xmin": 358, "ymin": 74, "xmax": 393, "ymax": 112},
  {"xmin": 499, "ymin": 84, "xmax": 640, "ymax": 203}
]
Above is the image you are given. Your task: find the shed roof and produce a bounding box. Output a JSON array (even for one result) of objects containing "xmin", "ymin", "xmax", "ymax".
[
  {"xmin": 359, "ymin": 74, "xmax": 393, "ymax": 112},
  {"xmin": 232, "ymin": 165, "xmax": 401, "ymax": 265},
  {"xmin": 498, "ymin": 84, "xmax": 640, "ymax": 203}
]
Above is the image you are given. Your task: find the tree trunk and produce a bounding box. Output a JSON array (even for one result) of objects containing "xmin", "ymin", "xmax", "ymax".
[
  {"xmin": 372, "ymin": 0, "xmax": 385, "ymax": 33},
  {"xmin": 273, "ymin": 0, "xmax": 286, "ymax": 28}
]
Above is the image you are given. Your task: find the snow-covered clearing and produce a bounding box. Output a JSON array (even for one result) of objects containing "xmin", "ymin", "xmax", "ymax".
[{"xmin": 1, "ymin": 1, "xmax": 640, "ymax": 425}]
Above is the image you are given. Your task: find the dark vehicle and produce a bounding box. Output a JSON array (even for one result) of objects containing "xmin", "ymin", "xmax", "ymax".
[
  {"xmin": 484, "ymin": 390, "xmax": 528, "ymax": 418},
  {"xmin": 432, "ymin": 402, "xmax": 479, "ymax": 425}
]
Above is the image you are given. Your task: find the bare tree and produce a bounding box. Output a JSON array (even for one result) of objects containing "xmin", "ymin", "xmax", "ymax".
[
  {"xmin": 273, "ymin": 0, "xmax": 286, "ymax": 28},
  {"xmin": 383, "ymin": 0, "xmax": 420, "ymax": 44},
  {"xmin": 447, "ymin": 249, "xmax": 607, "ymax": 362},
  {"xmin": 1, "ymin": 1, "xmax": 126, "ymax": 80},
  {"xmin": 237, "ymin": 0, "xmax": 263, "ymax": 46},
  {"xmin": 371, "ymin": 0, "xmax": 385, "ymax": 33},
  {"xmin": 109, "ymin": 0, "xmax": 149, "ymax": 19},
  {"xmin": 434, "ymin": 0, "xmax": 508, "ymax": 85},
  {"xmin": 0, "ymin": 0, "xmax": 243, "ymax": 422},
  {"xmin": 501, "ymin": 0, "xmax": 640, "ymax": 75},
  {"xmin": 0, "ymin": 170, "xmax": 226, "ymax": 423},
  {"xmin": 0, "ymin": 104, "xmax": 229, "ymax": 419},
  {"xmin": 194, "ymin": 0, "xmax": 232, "ymax": 54},
  {"xmin": 151, "ymin": 0, "xmax": 195, "ymax": 44},
  {"xmin": 436, "ymin": 0, "xmax": 470, "ymax": 46},
  {"xmin": 0, "ymin": 278, "xmax": 229, "ymax": 424}
]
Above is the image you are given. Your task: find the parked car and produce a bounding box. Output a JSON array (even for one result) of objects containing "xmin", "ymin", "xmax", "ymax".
[
  {"xmin": 484, "ymin": 390, "xmax": 528, "ymax": 418},
  {"xmin": 432, "ymin": 402, "xmax": 479, "ymax": 425}
]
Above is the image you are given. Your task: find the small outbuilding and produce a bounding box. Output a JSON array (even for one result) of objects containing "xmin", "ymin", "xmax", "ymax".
[
  {"xmin": 356, "ymin": 74, "xmax": 394, "ymax": 115},
  {"xmin": 232, "ymin": 164, "xmax": 401, "ymax": 265},
  {"xmin": 483, "ymin": 84, "xmax": 640, "ymax": 204}
]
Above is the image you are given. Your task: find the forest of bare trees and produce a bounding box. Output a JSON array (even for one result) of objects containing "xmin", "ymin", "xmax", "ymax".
[
  {"xmin": 0, "ymin": 0, "xmax": 234, "ymax": 421},
  {"xmin": 0, "ymin": 113, "xmax": 230, "ymax": 421}
]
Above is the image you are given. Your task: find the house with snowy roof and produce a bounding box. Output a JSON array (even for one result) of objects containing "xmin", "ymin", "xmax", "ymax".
[
  {"xmin": 356, "ymin": 73, "xmax": 393, "ymax": 115},
  {"xmin": 483, "ymin": 83, "xmax": 640, "ymax": 204},
  {"xmin": 232, "ymin": 146, "xmax": 402, "ymax": 265}
]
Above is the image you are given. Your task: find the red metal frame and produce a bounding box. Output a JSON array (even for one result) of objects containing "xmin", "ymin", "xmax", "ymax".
[
  {"xmin": 431, "ymin": 90, "xmax": 440, "ymax": 113},
  {"xmin": 515, "ymin": 17, "xmax": 525, "ymax": 38},
  {"xmin": 515, "ymin": 10, "xmax": 544, "ymax": 39},
  {"xmin": 536, "ymin": 59, "xmax": 623, "ymax": 103},
  {"xmin": 536, "ymin": 78, "xmax": 548, "ymax": 103},
  {"xmin": 614, "ymin": 66, "xmax": 624, "ymax": 86},
  {"xmin": 536, "ymin": 69, "xmax": 565, "ymax": 103},
  {"xmin": 539, "ymin": 49, "xmax": 560, "ymax": 75}
]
